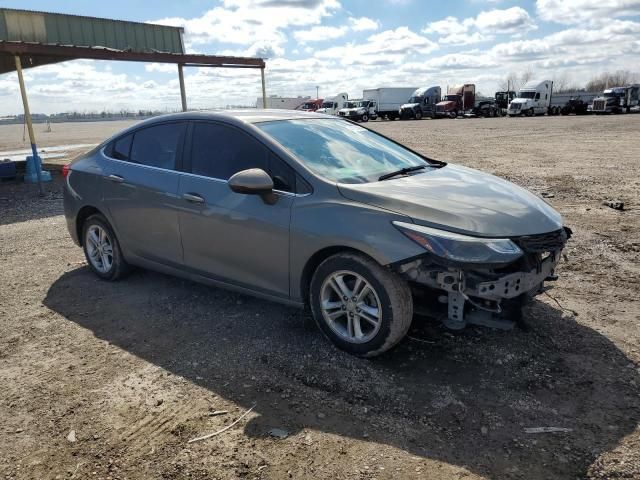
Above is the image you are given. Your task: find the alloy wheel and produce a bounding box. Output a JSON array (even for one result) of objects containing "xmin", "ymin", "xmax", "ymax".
[
  {"xmin": 85, "ymin": 225, "xmax": 114, "ymax": 273},
  {"xmin": 320, "ymin": 270, "xmax": 382, "ymax": 344}
]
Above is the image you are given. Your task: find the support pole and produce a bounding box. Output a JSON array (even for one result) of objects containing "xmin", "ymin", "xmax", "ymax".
[
  {"xmin": 15, "ymin": 55, "xmax": 43, "ymax": 196},
  {"xmin": 261, "ymin": 67, "xmax": 267, "ymax": 109},
  {"xmin": 178, "ymin": 63, "xmax": 187, "ymax": 112}
]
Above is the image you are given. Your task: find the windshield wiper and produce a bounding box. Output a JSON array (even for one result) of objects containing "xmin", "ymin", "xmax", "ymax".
[{"xmin": 378, "ymin": 165, "xmax": 427, "ymax": 181}]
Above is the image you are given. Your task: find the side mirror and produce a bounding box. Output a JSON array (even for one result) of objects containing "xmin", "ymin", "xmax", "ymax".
[{"xmin": 228, "ymin": 168, "xmax": 277, "ymax": 204}]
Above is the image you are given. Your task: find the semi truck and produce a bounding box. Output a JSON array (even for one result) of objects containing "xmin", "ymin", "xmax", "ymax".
[
  {"xmin": 507, "ymin": 80, "xmax": 553, "ymax": 116},
  {"xmin": 295, "ymin": 98, "xmax": 324, "ymax": 112},
  {"xmin": 257, "ymin": 96, "xmax": 309, "ymax": 110},
  {"xmin": 591, "ymin": 85, "xmax": 640, "ymax": 114},
  {"xmin": 316, "ymin": 92, "xmax": 349, "ymax": 115},
  {"xmin": 362, "ymin": 87, "xmax": 417, "ymax": 120},
  {"xmin": 338, "ymin": 99, "xmax": 378, "ymax": 122},
  {"xmin": 435, "ymin": 84, "xmax": 476, "ymax": 118},
  {"xmin": 399, "ymin": 86, "xmax": 441, "ymax": 120}
]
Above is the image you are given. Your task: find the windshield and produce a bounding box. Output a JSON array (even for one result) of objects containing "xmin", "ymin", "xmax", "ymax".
[
  {"xmin": 321, "ymin": 102, "xmax": 335, "ymax": 108},
  {"xmin": 519, "ymin": 91, "xmax": 536, "ymax": 99},
  {"xmin": 408, "ymin": 96, "xmax": 423, "ymax": 103},
  {"xmin": 256, "ymin": 119, "xmax": 431, "ymax": 184},
  {"xmin": 444, "ymin": 95, "xmax": 459, "ymax": 102},
  {"xmin": 603, "ymin": 90, "xmax": 621, "ymax": 98},
  {"xmin": 299, "ymin": 103, "xmax": 315, "ymax": 110},
  {"xmin": 355, "ymin": 101, "xmax": 369, "ymax": 107},
  {"xmin": 343, "ymin": 102, "xmax": 356, "ymax": 108}
]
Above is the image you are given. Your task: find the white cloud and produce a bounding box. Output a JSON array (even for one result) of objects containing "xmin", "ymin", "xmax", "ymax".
[
  {"xmin": 293, "ymin": 26, "xmax": 348, "ymax": 43},
  {"xmin": 423, "ymin": 7, "xmax": 535, "ymax": 45},
  {"xmin": 536, "ymin": 0, "xmax": 640, "ymax": 24},
  {"xmin": 474, "ymin": 7, "xmax": 536, "ymax": 33},
  {"xmin": 315, "ymin": 27, "xmax": 438, "ymax": 66},
  {"xmin": 350, "ymin": 16, "xmax": 380, "ymax": 31},
  {"xmin": 151, "ymin": 0, "xmax": 341, "ymax": 54}
]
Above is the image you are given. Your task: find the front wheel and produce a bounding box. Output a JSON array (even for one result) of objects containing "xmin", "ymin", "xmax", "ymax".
[
  {"xmin": 361, "ymin": 114, "xmax": 369, "ymax": 122},
  {"xmin": 310, "ymin": 253, "xmax": 413, "ymax": 357},
  {"xmin": 414, "ymin": 111, "xmax": 422, "ymax": 120},
  {"xmin": 82, "ymin": 214, "xmax": 129, "ymax": 281}
]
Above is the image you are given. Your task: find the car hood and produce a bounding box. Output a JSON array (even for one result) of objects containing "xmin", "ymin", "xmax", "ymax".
[
  {"xmin": 436, "ymin": 101, "xmax": 456, "ymax": 109},
  {"xmin": 511, "ymin": 98, "xmax": 529, "ymax": 105},
  {"xmin": 400, "ymin": 103, "xmax": 419, "ymax": 109},
  {"xmin": 337, "ymin": 164, "xmax": 563, "ymax": 237}
]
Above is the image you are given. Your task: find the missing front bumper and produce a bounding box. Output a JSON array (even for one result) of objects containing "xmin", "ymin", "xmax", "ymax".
[{"xmin": 399, "ymin": 253, "xmax": 561, "ymax": 330}]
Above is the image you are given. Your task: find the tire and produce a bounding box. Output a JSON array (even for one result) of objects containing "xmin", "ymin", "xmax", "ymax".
[
  {"xmin": 361, "ymin": 114, "xmax": 369, "ymax": 122},
  {"xmin": 414, "ymin": 111, "xmax": 422, "ymax": 120},
  {"xmin": 309, "ymin": 252, "xmax": 413, "ymax": 358},
  {"xmin": 527, "ymin": 108, "xmax": 534, "ymax": 117},
  {"xmin": 82, "ymin": 213, "xmax": 129, "ymax": 281}
]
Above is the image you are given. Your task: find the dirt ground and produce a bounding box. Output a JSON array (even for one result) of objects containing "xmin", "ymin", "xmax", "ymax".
[{"xmin": 1, "ymin": 114, "xmax": 639, "ymax": 480}]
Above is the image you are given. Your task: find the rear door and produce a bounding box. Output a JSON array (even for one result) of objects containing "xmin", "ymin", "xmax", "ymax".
[
  {"xmin": 101, "ymin": 122, "xmax": 187, "ymax": 266},
  {"xmin": 177, "ymin": 121, "xmax": 296, "ymax": 298}
]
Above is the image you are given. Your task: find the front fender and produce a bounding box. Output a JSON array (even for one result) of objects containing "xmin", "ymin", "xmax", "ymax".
[{"xmin": 289, "ymin": 193, "xmax": 424, "ymax": 302}]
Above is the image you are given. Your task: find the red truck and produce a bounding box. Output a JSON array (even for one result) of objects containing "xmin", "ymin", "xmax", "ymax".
[
  {"xmin": 435, "ymin": 84, "xmax": 476, "ymax": 118},
  {"xmin": 296, "ymin": 99, "xmax": 324, "ymax": 112}
]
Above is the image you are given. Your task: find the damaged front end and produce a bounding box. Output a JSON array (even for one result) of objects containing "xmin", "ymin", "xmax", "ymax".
[{"xmin": 392, "ymin": 221, "xmax": 572, "ymax": 330}]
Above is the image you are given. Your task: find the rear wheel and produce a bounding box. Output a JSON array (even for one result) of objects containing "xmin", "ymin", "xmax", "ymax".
[
  {"xmin": 310, "ymin": 252, "xmax": 413, "ymax": 357},
  {"xmin": 82, "ymin": 214, "xmax": 129, "ymax": 281}
]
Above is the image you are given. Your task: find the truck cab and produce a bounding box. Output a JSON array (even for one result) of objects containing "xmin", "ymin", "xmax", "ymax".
[
  {"xmin": 296, "ymin": 98, "xmax": 324, "ymax": 112},
  {"xmin": 338, "ymin": 99, "xmax": 378, "ymax": 122},
  {"xmin": 435, "ymin": 84, "xmax": 475, "ymax": 119},
  {"xmin": 592, "ymin": 85, "xmax": 640, "ymax": 114},
  {"xmin": 316, "ymin": 92, "xmax": 349, "ymax": 116},
  {"xmin": 399, "ymin": 86, "xmax": 441, "ymax": 120},
  {"xmin": 507, "ymin": 80, "xmax": 553, "ymax": 117},
  {"xmin": 495, "ymin": 91, "xmax": 516, "ymax": 115}
]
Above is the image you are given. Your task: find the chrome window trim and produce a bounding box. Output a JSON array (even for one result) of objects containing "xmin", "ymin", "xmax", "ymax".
[{"xmin": 101, "ymin": 149, "xmax": 308, "ymax": 198}]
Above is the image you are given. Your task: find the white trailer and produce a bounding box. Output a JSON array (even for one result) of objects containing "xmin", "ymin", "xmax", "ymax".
[
  {"xmin": 507, "ymin": 80, "xmax": 553, "ymax": 116},
  {"xmin": 316, "ymin": 92, "xmax": 349, "ymax": 116},
  {"xmin": 257, "ymin": 96, "xmax": 310, "ymax": 110},
  {"xmin": 363, "ymin": 87, "xmax": 417, "ymax": 120}
]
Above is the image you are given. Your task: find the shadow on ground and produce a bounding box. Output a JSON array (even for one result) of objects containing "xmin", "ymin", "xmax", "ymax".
[
  {"xmin": 44, "ymin": 266, "xmax": 640, "ymax": 479},
  {"xmin": 0, "ymin": 174, "xmax": 63, "ymax": 225}
]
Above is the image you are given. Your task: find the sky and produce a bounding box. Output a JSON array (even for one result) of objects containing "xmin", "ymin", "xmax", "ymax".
[{"xmin": 1, "ymin": 0, "xmax": 639, "ymax": 115}]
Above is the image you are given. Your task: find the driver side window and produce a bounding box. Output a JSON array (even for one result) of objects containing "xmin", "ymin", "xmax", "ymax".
[{"xmin": 190, "ymin": 122, "xmax": 296, "ymax": 193}]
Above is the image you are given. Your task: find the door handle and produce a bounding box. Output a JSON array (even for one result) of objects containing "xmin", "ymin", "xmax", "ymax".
[
  {"xmin": 107, "ymin": 174, "xmax": 124, "ymax": 183},
  {"xmin": 182, "ymin": 193, "xmax": 205, "ymax": 204}
]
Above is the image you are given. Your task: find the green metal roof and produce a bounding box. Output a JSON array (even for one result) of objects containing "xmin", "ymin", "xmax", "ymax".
[{"xmin": 0, "ymin": 8, "xmax": 184, "ymax": 53}]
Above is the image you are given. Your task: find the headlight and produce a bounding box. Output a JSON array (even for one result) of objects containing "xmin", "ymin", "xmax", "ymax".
[{"xmin": 393, "ymin": 221, "xmax": 523, "ymax": 264}]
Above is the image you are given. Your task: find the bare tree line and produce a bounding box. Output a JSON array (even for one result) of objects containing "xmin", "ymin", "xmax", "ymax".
[{"xmin": 499, "ymin": 70, "xmax": 639, "ymax": 93}]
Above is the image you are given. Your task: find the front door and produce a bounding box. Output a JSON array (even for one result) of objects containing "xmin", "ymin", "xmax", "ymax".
[
  {"xmin": 177, "ymin": 121, "xmax": 295, "ymax": 298},
  {"xmin": 101, "ymin": 122, "xmax": 186, "ymax": 266}
]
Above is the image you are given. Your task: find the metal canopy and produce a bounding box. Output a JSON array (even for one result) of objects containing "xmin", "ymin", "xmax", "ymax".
[
  {"xmin": 1, "ymin": 7, "xmax": 268, "ymax": 195},
  {"xmin": 0, "ymin": 8, "xmax": 265, "ymax": 73},
  {"xmin": 0, "ymin": 41, "xmax": 265, "ymax": 74}
]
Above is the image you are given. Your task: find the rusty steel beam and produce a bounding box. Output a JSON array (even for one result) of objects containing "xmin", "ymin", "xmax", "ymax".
[{"xmin": 0, "ymin": 42, "xmax": 265, "ymax": 68}]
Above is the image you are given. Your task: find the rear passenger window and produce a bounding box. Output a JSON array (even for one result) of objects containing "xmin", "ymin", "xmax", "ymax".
[
  {"xmin": 130, "ymin": 123, "xmax": 186, "ymax": 170},
  {"xmin": 110, "ymin": 134, "xmax": 133, "ymax": 160}
]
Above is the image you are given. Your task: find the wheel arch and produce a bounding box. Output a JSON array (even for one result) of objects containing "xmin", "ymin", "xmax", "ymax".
[
  {"xmin": 75, "ymin": 205, "xmax": 105, "ymax": 246},
  {"xmin": 299, "ymin": 246, "xmax": 379, "ymax": 305}
]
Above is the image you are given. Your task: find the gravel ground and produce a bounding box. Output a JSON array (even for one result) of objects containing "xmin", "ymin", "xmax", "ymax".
[{"xmin": 1, "ymin": 114, "xmax": 639, "ymax": 479}]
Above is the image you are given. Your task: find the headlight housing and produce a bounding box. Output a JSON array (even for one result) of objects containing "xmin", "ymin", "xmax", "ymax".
[{"xmin": 393, "ymin": 221, "xmax": 523, "ymax": 264}]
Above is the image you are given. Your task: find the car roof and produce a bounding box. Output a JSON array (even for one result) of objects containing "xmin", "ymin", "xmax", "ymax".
[{"xmin": 133, "ymin": 109, "xmax": 329, "ymax": 127}]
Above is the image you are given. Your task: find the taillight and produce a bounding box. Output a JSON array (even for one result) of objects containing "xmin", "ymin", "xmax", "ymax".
[{"xmin": 62, "ymin": 164, "xmax": 70, "ymax": 178}]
